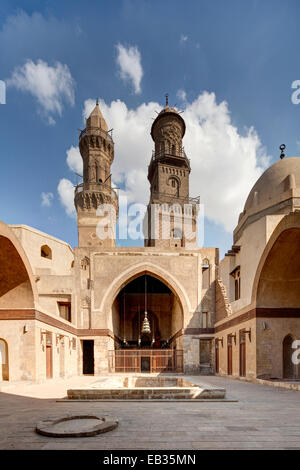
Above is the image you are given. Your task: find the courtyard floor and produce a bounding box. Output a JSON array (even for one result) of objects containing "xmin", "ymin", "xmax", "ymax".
[{"xmin": 1, "ymin": 375, "xmax": 300, "ymax": 450}]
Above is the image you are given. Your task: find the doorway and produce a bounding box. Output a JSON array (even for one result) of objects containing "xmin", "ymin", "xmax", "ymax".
[
  {"xmin": 227, "ymin": 336, "xmax": 232, "ymax": 375},
  {"xmin": 239, "ymin": 331, "xmax": 246, "ymax": 377},
  {"xmin": 46, "ymin": 344, "xmax": 53, "ymax": 379},
  {"xmin": 82, "ymin": 340, "xmax": 94, "ymax": 375},
  {"xmin": 59, "ymin": 337, "xmax": 65, "ymax": 378}
]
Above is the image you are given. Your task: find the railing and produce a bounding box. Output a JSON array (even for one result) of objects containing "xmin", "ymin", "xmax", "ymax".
[
  {"xmin": 79, "ymin": 126, "xmax": 113, "ymax": 143},
  {"xmin": 108, "ymin": 349, "xmax": 184, "ymax": 373},
  {"xmin": 75, "ymin": 182, "xmax": 118, "ymax": 203},
  {"xmin": 149, "ymin": 148, "xmax": 190, "ymax": 165},
  {"xmin": 151, "ymin": 192, "xmax": 200, "ymax": 206}
]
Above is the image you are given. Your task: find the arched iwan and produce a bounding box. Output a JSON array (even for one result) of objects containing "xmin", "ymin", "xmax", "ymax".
[{"xmin": 99, "ymin": 261, "xmax": 192, "ymax": 317}]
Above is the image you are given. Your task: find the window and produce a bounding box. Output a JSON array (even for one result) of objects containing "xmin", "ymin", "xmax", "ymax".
[
  {"xmin": 230, "ymin": 266, "xmax": 241, "ymax": 301},
  {"xmin": 202, "ymin": 258, "xmax": 210, "ymax": 289},
  {"xmin": 41, "ymin": 245, "xmax": 52, "ymax": 259},
  {"xmin": 58, "ymin": 302, "xmax": 71, "ymax": 322}
]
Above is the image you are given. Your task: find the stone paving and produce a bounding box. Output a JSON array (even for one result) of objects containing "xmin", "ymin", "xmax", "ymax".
[{"xmin": 1, "ymin": 375, "xmax": 300, "ymax": 449}]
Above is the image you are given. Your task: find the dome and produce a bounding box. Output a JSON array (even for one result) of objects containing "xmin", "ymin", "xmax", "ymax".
[
  {"xmin": 151, "ymin": 104, "xmax": 186, "ymax": 140},
  {"xmin": 244, "ymin": 157, "xmax": 300, "ymax": 213}
]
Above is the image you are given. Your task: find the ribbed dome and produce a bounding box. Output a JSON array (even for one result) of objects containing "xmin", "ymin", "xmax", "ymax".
[{"xmin": 244, "ymin": 157, "xmax": 300, "ymax": 212}]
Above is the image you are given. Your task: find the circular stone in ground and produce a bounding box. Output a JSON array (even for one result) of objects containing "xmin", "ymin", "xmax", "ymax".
[{"xmin": 36, "ymin": 414, "xmax": 118, "ymax": 438}]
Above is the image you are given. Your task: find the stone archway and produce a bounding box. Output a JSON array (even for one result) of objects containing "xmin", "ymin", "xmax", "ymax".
[
  {"xmin": 0, "ymin": 221, "xmax": 38, "ymax": 309},
  {"xmin": 106, "ymin": 266, "xmax": 186, "ymax": 373},
  {"xmin": 112, "ymin": 273, "xmax": 184, "ymax": 349},
  {"xmin": 101, "ymin": 261, "xmax": 191, "ymax": 322},
  {"xmin": 256, "ymin": 228, "xmax": 300, "ymax": 308}
]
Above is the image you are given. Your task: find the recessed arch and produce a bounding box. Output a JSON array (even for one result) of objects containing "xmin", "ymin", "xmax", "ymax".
[
  {"xmin": 252, "ymin": 212, "xmax": 300, "ymax": 306},
  {"xmin": 100, "ymin": 261, "xmax": 191, "ymax": 316},
  {"xmin": 0, "ymin": 221, "xmax": 37, "ymax": 309}
]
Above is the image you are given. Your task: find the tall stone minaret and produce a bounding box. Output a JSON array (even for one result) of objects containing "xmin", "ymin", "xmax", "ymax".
[
  {"xmin": 145, "ymin": 95, "xmax": 199, "ymax": 248},
  {"xmin": 75, "ymin": 101, "xmax": 118, "ymax": 247}
]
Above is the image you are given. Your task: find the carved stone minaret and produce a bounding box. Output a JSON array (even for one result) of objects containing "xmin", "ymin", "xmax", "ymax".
[
  {"xmin": 75, "ymin": 101, "xmax": 118, "ymax": 247},
  {"xmin": 145, "ymin": 95, "xmax": 199, "ymax": 248}
]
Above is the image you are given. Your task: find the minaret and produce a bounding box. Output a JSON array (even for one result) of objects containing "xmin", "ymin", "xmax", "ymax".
[
  {"xmin": 145, "ymin": 95, "xmax": 199, "ymax": 248},
  {"xmin": 75, "ymin": 100, "xmax": 118, "ymax": 247}
]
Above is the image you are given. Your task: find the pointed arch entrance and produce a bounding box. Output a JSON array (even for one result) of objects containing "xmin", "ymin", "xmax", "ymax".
[{"xmin": 109, "ymin": 272, "xmax": 184, "ymax": 373}]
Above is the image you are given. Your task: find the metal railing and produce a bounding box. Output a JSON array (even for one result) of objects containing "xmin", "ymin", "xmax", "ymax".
[
  {"xmin": 108, "ymin": 349, "xmax": 184, "ymax": 373},
  {"xmin": 151, "ymin": 192, "xmax": 200, "ymax": 206},
  {"xmin": 150, "ymin": 148, "xmax": 189, "ymax": 164},
  {"xmin": 75, "ymin": 182, "xmax": 118, "ymax": 202},
  {"xmin": 79, "ymin": 126, "xmax": 113, "ymax": 143}
]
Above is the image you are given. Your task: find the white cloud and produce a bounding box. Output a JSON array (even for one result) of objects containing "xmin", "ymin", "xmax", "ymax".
[
  {"xmin": 66, "ymin": 145, "xmax": 82, "ymax": 174},
  {"xmin": 7, "ymin": 59, "xmax": 75, "ymax": 122},
  {"xmin": 115, "ymin": 43, "xmax": 143, "ymax": 94},
  {"xmin": 180, "ymin": 34, "xmax": 188, "ymax": 43},
  {"xmin": 57, "ymin": 178, "xmax": 75, "ymax": 217},
  {"xmin": 80, "ymin": 93, "xmax": 269, "ymax": 232},
  {"xmin": 41, "ymin": 192, "xmax": 54, "ymax": 207},
  {"xmin": 177, "ymin": 89, "xmax": 187, "ymax": 103}
]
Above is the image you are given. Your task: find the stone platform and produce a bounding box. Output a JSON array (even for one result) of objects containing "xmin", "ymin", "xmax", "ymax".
[{"xmin": 67, "ymin": 375, "xmax": 226, "ymax": 400}]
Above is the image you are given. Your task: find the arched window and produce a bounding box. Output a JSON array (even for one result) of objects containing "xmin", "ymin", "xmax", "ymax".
[
  {"xmin": 202, "ymin": 258, "xmax": 210, "ymax": 289},
  {"xmin": 41, "ymin": 245, "xmax": 52, "ymax": 259}
]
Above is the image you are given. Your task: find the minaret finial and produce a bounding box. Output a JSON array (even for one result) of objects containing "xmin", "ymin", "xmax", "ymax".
[
  {"xmin": 96, "ymin": 98, "xmax": 99, "ymax": 106},
  {"xmin": 279, "ymin": 144, "xmax": 286, "ymax": 160},
  {"xmin": 165, "ymin": 93, "xmax": 169, "ymax": 106}
]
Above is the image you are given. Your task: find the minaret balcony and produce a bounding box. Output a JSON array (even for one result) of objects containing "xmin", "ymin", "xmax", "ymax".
[
  {"xmin": 79, "ymin": 127, "xmax": 113, "ymax": 143},
  {"xmin": 75, "ymin": 182, "xmax": 118, "ymax": 204},
  {"xmin": 148, "ymin": 149, "xmax": 191, "ymax": 173},
  {"xmin": 151, "ymin": 191, "xmax": 200, "ymax": 207}
]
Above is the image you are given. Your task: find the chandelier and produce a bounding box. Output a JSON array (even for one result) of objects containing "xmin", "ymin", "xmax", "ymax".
[
  {"xmin": 141, "ymin": 275, "xmax": 151, "ymax": 335},
  {"xmin": 141, "ymin": 310, "xmax": 151, "ymax": 334}
]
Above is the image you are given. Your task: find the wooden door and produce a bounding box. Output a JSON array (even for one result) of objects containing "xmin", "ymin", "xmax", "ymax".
[
  {"xmin": 46, "ymin": 345, "xmax": 53, "ymax": 379},
  {"xmin": 239, "ymin": 333, "xmax": 246, "ymax": 377},
  {"xmin": 227, "ymin": 338, "xmax": 232, "ymax": 375}
]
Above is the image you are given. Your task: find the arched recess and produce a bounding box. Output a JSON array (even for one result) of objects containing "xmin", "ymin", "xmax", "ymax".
[
  {"xmin": 101, "ymin": 261, "xmax": 191, "ymax": 319},
  {"xmin": 283, "ymin": 334, "xmax": 299, "ymax": 379},
  {"xmin": 0, "ymin": 221, "xmax": 38, "ymax": 309},
  {"xmin": 0, "ymin": 339, "xmax": 9, "ymax": 380},
  {"xmin": 252, "ymin": 212, "xmax": 300, "ymax": 307},
  {"xmin": 111, "ymin": 273, "xmax": 184, "ymax": 350}
]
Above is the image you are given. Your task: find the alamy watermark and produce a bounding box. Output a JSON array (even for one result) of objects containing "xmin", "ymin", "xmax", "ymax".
[{"xmin": 94, "ymin": 195, "xmax": 204, "ymax": 247}]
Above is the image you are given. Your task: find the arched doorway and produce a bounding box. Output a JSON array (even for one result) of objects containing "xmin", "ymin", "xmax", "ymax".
[
  {"xmin": 110, "ymin": 273, "xmax": 184, "ymax": 372},
  {"xmin": 0, "ymin": 339, "xmax": 9, "ymax": 381},
  {"xmin": 283, "ymin": 335, "xmax": 299, "ymax": 379}
]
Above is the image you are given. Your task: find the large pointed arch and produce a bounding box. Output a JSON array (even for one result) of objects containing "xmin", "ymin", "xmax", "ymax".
[
  {"xmin": 100, "ymin": 261, "xmax": 191, "ymax": 318},
  {"xmin": 251, "ymin": 212, "xmax": 300, "ymax": 306},
  {"xmin": 0, "ymin": 221, "xmax": 38, "ymax": 309}
]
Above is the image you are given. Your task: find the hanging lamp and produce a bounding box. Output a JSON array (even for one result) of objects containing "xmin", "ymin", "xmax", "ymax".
[{"xmin": 141, "ymin": 275, "xmax": 151, "ymax": 334}]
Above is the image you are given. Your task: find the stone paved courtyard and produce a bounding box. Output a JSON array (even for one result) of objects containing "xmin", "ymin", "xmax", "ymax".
[{"xmin": 1, "ymin": 375, "xmax": 300, "ymax": 450}]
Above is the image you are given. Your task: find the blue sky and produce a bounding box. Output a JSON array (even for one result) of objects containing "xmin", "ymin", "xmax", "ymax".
[{"xmin": 1, "ymin": 0, "xmax": 300, "ymax": 257}]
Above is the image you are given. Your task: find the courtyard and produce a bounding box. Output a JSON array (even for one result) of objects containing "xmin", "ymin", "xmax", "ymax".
[{"xmin": 1, "ymin": 376, "xmax": 300, "ymax": 450}]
